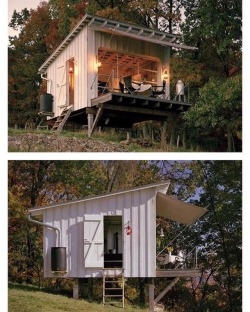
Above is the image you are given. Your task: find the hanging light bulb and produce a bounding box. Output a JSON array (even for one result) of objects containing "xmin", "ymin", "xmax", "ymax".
[{"xmin": 160, "ymin": 228, "xmax": 164, "ymax": 238}]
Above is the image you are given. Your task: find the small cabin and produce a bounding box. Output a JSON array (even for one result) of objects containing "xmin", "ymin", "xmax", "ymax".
[
  {"xmin": 28, "ymin": 182, "xmax": 207, "ymax": 309},
  {"xmin": 38, "ymin": 14, "xmax": 196, "ymax": 135}
]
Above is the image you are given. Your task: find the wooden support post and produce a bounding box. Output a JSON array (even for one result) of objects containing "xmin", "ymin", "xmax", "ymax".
[
  {"xmin": 145, "ymin": 279, "xmax": 155, "ymax": 312},
  {"xmin": 88, "ymin": 114, "xmax": 93, "ymax": 137},
  {"xmin": 73, "ymin": 278, "xmax": 79, "ymax": 299},
  {"xmin": 126, "ymin": 130, "xmax": 132, "ymax": 142},
  {"xmin": 89, "ymin": 104, "xmax": 104, "ymax": 136}
]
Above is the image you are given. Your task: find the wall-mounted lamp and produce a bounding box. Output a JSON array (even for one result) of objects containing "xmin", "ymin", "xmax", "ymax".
[
  {"xmin": 69, "ymin": 67, "xmax": 74, "ymax": 73},
  {"xmin": 96, "ymin": 55, "xmax": 102, "ymax": 68},
  {"xmin": 162, "ymin": 67, "xmax": 168, "ymax": 80}
]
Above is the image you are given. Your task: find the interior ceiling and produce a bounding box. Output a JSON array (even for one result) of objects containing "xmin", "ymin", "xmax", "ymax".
[
  {"xmin": 98, "ymin": 48, "xmax": 158, "ymax": 68},
  {"xmin": 104, "ymin": 215, "xmax": 122, "ymax": 225}
]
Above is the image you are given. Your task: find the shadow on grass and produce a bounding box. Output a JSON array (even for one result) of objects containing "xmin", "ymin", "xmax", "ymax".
[{"xmin": 8, "ymin": 282, "xmax": 42, "ymax": 292}]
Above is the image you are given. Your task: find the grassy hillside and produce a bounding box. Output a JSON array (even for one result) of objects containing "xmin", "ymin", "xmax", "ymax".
[{"xmin": 8, "ymin": 283, "xmax": 147, "ymax": 312}]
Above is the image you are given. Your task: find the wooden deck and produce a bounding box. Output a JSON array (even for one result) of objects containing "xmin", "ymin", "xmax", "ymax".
[
  {"xmin": 87, "ymin": 92, "xmax": 191, "ymax": 129},
  {"xmin": 156, "ymin": 269, "xmax": 200, "ymax": 278},
  {"xmin": 48, "ymin": 92, "xmax": 192, "ymax": 132}
]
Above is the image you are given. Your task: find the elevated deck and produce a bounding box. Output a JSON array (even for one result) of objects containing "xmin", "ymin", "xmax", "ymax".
[
  {"xmin": 87, "ymin": 92, "xmax": 191, "ymax": 129},
  {"xmin": 156, "ymin": 269, "xmax": 200, "ymax": 278}
]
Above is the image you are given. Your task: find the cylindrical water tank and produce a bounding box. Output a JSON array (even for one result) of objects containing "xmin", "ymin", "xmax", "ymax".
[
  {"xmin": 40, "ymin": 93, "xmax": 53, "ymax": 112},
  {"xmin": 176, "ymin": 80, "xmax": 185, "ymax": 95},
  {"xmin": 51, "ymin": 247, "xmax": 67, "ymax": 272}
]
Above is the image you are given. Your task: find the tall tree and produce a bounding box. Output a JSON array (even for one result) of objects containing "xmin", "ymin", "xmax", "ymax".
[
  {"xmin": 169, "ymin": 0, "xmax": 242, "ymax": 151},
  {"xmin": 8, "ymin": 2, "xmax": 54, "ymax": 127},
  {"xmin": 181, "ymin": 0, "xmax": 242, "ymax": 78},
  {"xmin": 48, "ymin": 0, "xmax": 87, "ymax": 39},
  {"xmin": 87, "ymin": 0, "xmax": 183, "ymax": 31}
]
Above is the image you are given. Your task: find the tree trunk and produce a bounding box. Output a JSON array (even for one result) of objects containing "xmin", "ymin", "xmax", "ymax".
[{"xmin": 227, "ymin": 130, "xmax": 234, "ymax": 152}]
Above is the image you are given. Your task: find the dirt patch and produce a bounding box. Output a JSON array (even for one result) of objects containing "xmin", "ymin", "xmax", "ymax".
[{"xmin": 8, "ymin": 134, "xmax": 129, "ymax": 152}]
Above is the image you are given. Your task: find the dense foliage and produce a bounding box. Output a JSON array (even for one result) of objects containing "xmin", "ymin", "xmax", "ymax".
[
  {"xmin": 8, "ymin": 160, "xmax": 242, "ymax": 311},
  {"xmin": 8, "ymin": 0, "xmax": 242, "ymax": 151}
]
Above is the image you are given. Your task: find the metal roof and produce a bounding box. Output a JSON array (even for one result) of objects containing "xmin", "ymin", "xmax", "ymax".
[
  {"xmin": 28, "ymin": 181, "xmax": 170, "ymax": 213},
  {"xmin": 28, "ymin": 181, "xmax": 207, "ymax": 225},
  {"xmin": 38, "ymin": 14, "xmax": 197, "ymax": 73}
]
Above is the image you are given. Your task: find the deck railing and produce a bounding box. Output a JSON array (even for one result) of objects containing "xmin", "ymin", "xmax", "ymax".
[
  {"xmin": 156, "ymin": 246, "xmax": 198, "ymax": 270},
  {"xmin": 97, "ymin": 72, "xmax": 190, "ymax": 102}
]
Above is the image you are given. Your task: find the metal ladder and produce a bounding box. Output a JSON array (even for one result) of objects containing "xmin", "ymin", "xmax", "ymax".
[
  {"xmin": 103, "ymin": 269, "xmax": 125, "ymax": 308},
  {"xmin": 51, "ymin": 106, "xmax": 72, "ymax": 133}
]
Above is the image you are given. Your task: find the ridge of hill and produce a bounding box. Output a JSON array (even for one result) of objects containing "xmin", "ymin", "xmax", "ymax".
[{"xmin": 8, "ymin": 283, "xmax": 146, "ymax": 312}]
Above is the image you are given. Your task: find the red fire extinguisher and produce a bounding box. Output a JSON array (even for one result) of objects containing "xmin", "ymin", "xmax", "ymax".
[{"xmin": 126, "ymin": 222, "xmax": 132, "ymax": 235}]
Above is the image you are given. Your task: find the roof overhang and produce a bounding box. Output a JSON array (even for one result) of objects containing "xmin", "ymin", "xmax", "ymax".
[
  {"xmin": 156, "ymin": 192, "xmax": 207, "ymax": 225},
  {"xmin": 38, "ymin": 14, "xmax": 197, "ymax": 73}
]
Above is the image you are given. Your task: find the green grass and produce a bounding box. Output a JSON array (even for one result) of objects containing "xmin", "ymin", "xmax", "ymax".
[{"xmin": 8, "ymin": 283, "xmax": 147, "ymax": 312}]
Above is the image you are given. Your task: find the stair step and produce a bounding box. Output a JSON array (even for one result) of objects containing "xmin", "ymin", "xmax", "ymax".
[
  {"xmin": 103, "ymin": 302, "xmax": 124, "ymax": 305},
  {"xmin": 103, "ymin": 270, "xmax": 124, "ymax": 308},
  {"xmin": 104, "ymin": 295, "xmax": 123, "ymax": 298},
  {"xmin": 51, "ymin": 106, "xmax": 72, "ymax": 133}
]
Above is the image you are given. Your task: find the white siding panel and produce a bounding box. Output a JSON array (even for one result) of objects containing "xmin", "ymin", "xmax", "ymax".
[
  {"xmin": 147, "ymin": 193, "xmax": 157, "ymax": 277},
  {"xmin": 87, "ymin": 27, "xmax": 98, "ymax": 105},
  {"xmin": 123, "ymin": 192, "xmax": 131, "ymax": 277},
  {"xmin": 40, "ymin": 184, "xmax": 167, "ymax": 278},
  {"xmin": 139, "ymin": 194, "xmax": 146, "ymax": 276},
  {"xmin": 131, "ymin": 191, "xmax": 139, "ymax": 276},
  {"xmin": 46, "ymin": 27, "xmax": 89, "ymax": 116}
]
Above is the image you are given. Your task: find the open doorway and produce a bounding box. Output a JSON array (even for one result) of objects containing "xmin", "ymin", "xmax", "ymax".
[
  {"xmin": 67, "ymin": 58, "xmax": 75, "ymax": 105},
  {"xmin": 104, "ymin": 216, "xmax": 123, "ymax": 268}
]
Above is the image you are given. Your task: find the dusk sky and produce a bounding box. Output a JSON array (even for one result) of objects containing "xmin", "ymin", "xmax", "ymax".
[{"xmin": 8, "ymin": 0, "xmax": 48, "ymax": 36}]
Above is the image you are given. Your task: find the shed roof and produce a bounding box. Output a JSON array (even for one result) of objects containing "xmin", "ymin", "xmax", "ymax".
[
  {"xmin": 28, "ymin": 181, "xmax": 207, "ymax": 224},
  {"xmin": 38, "ymin": 14, "xmax": 197, "ymax": 73}
]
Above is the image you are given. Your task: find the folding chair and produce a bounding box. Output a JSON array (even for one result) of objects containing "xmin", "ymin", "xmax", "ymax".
[
  {"xmin": 152, "ymin": 80, "xmax": 166, "ymax": 98},
  {"xmin": 123, "ymin": 75, "xmax": 140, "ymax": 94}
]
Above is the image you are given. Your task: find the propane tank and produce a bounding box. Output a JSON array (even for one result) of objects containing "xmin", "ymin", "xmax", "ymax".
[{"xmin": 176, "ymin": 80, "xmax": 185, "ymax": 95}]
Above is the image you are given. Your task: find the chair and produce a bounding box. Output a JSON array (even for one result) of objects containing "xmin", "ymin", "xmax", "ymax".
[
  {"xmin": 119, "ymin": 81, "xmax": 125, "ymax": 93},
  {"xmin": 152, "ymin": 80, "xmax": 166, "ymax": 98},
  {"xmin": 123, "ymin": 75, "xmax": 139, "ymax": 94}
]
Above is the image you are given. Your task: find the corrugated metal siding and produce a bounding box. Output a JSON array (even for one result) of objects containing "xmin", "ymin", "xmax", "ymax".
[{"xmin": 42, "ymin": 184, "xmax": 167, "ymax": 278}]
